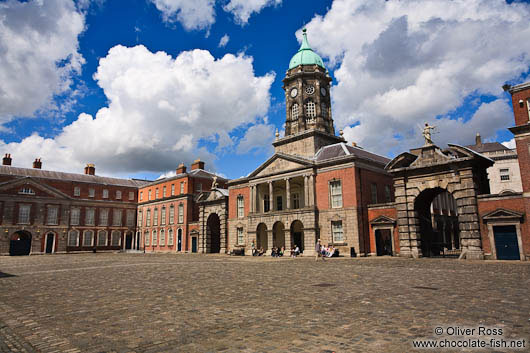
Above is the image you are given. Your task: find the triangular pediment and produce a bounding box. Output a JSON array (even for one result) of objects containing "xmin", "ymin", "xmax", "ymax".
[
  {"xmin": 0, "ymin": 177, "xmax": 71, "ymax": 200},
  {"xmin": 249, "ymin": 153, "xmax": 313, "ymax": 178},
  {"xmin": 482, "ymin": 208, "xmax": 524, "ymax": 221},
  {"xmin": 370, "ymin": 215, "xmax": 396, "ymax": 225}
]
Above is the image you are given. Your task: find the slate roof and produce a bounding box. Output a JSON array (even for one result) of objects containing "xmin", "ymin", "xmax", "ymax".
[
  {"xmin": 148, "ymin": 168, "xmax": 228, "ymax": 187},
  {"xmin": 314, "ymin": 143, "xmax": 390, "ymax": 165},
  {"xmin": 0, "ymin": 165, "xmax": 149, "ymax": 188},
  {"xmin": 465, "ymin": 142, "xmax": 511, "ymax": 154}
]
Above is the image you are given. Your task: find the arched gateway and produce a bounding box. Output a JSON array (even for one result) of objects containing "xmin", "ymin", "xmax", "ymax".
[
  {"xmin": 198, "ymin": 188, "xmax": 228, "ymax": 254},
  {"xmin": 10, "ymin": 230, "xmax": 32, "ymax": 256},
  {"xmin": 386, "ymin": 143, "xmax": 493, "ymax": 259}
]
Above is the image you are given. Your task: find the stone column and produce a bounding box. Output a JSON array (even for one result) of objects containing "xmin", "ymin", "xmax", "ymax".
[
  {"xmin": 267, "ymin": 229, "xmax": 274, "ymax": 255},
  {"xmin": 309, "ymin": 174, "xmax": 315, "ymax": 206},
  {"xmin": 284, "ymin": 229, "xmax": 292, "ymax": 251},
  {"xmin": 303, "ymin": 175, "xmax": 308, "ymax": 208},
  {"xmin": 286, "ymin": 178, "xmax": 291, "ymax": 209},
  {"xmin": 268, "ymin": 181, "xmax": 274, "ymax": 212},
  {"xmin": 249, "ymin": 185, "xmax": 254, "ymax": 213}
]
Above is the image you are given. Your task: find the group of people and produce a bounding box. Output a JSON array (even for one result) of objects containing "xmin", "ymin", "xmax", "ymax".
[
  {"xmin": 315, "ymin": 239, "xmax": 337, "ymax": 261},
  {"xmin": 250, "ymin": 240, "xmax": 337, "ymax": 260}
]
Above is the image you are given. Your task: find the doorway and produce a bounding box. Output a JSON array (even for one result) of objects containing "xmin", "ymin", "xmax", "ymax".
[
  {"xmin": 494, "ymin": 225, "xmax": 520, "ymax": 260},
  {"xmin": 9, "ymin": 231, "xmax": 32, "ymax": 256},
  {"xmin": 375, "ymin": 229, "xmax": 392, "ymax": 256},
  {"xmin": 45, "ymin": 233, "xmax": 55, "ymax": 254}
]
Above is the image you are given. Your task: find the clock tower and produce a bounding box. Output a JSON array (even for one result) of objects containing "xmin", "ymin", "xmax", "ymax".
[{"xmin": 273, "ymin": 29, "xmax": 344, "ymax": 158}]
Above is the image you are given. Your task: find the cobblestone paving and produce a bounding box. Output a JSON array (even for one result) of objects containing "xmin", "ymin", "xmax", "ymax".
[{"xmin": 0, "ymin": 253, "xmax": 529, "ymax": 352}]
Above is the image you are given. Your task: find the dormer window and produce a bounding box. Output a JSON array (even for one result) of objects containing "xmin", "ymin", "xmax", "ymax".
[{"xmin": 19, "ymin": 187, "xmax": 35, "ymax": 195}]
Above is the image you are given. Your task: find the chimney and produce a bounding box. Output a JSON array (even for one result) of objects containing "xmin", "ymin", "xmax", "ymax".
[
  {"xmin": 84, "ymin": 163, "xmax": 95, "ymax": 175},
  {"xmin": 176, "ymin": 163, "xmax": 187, "ymax": 174},
  {"xmin": 475, "ymin": 133, "xmax": 482, "ymax": 146},
  {"xmin": 2, "ymin": 153, "xmax": 11, "ymax": 166},
  {"xmin": 32, "ymin": 158, "xmax": 42, "ymax": 169},
  {"xmin": 191, "ymin": 158, "xmax": 205, "ymax": 170}
]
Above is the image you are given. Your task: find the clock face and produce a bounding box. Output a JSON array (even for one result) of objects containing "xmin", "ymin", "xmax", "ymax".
[
  {"xmin": 305, "ymin": 85, "xmax": 315, "ymax": 95},
  {"xmin": 290, "ymin": 88, "xmax": 298, "ymax": 98},
  {"xmin": 320, "ymin": 87, "xmax": 327, "ymax": 96}
]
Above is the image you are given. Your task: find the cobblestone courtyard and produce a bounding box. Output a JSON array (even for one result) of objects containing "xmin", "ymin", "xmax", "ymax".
[{"xmin": 0, "ymin": 254, "xmax": 529, "ymax": 352}]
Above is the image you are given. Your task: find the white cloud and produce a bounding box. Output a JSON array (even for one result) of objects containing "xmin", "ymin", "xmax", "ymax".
[
  {"xmin": 1, "ymin": 45, "xmax": 274, "ymax": 175},
  {"xmin": 236, "ymin": 123, "xmax": 275, "ymax": 154},
  {"xmin": 223, "ymin": 0, "xmax": 282, "ymax": 25},
  {"xmin": 218, "ymin": 34, "xmax": 230, "ymax": 48},
  {"xmin": 304, "ymin": 0, "xmax": 530, "ymax": 155},
  {"xmin": 149, "ymin": 0, "xmax": 216, "ymax": 30},
  {"xmin": 0, "ymin": 0, "xmax": 85, "ymax": 123},
  {"xmin": 502, "ymin": 138, "xmax": 516, "ymax": 149}
]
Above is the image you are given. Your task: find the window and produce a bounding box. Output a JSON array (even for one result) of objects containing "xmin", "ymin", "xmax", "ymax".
[
  {"xmin": 97, "ymin": 230, "xmax": 107, "ymax": 246},
  {"xmin": 152, "ymin": 230, "xmax": 158, "ymax": 246},
  {"xmin": 161, "ymin": 206, "xmax": 166, "ymax": 225},
  {"xmin": 305, "ymin": 101, "xmax": 316, "ymax": 118},
  {"xmin": 169, "ymin": 205, "xmax": 175, "ymax": 224},
  {"xmin": 140, "ymin": 191, "xmax": 143, "ymax": 201},
  {"xmin": 83, "ymin": 230, "xmax": 94, "ymax": 247},
  {"xmin": 153, "ymin": 208, "xmax": 158, "ymax": 226},
  {"xmin": 19, "ymin": 187, "xmax": 35, "ymax": 195},
  {"xmin": 146, "ymin": 209, "xmax": 151, "ymax": 226},
  {"xmin": 85, "ymin": 208, "xmax": 95, "ymax": 226},
  {"xmin": 155, "ymin": 188, "xmax": 159, "ymax": 199},
  {"xmin": 292, "ymin": 193, "xmax": 300, "ymax": 209},
  {"xmin": 163, "ymin": 186, "xmax": 166, "ymax": 197},
  {"xmin": 116, "ymin": 190, "xmax": 122, "ymax": 199},
  {"xmin": 70, "ymin": 208, "xmax": 80, "ymax": 225},
  {"xmin": 138, "ymin": 210, "xmax": 143, "ymax": 227},
  {"xmin": 111, "ymin": 231, "xmax": 121, "ymax": 246},
  {"xmin": 500, "ymin": 168, "xmax": 510, "ymax": 181},
  {"xmin": 371, "ymin": 183, "xmax": 378, "ymax": 204},
  {"xmin": 18, "ymin": 204, "xmax": 31, "ymax": 224},
  {"xmin": 264, "ymin": 194, "xmax": 270, "ymax": 212},
  {"xmin": 385, "ymin": 185, "xmax": 392, "ymax": 203},
  {"xmin": 332, "ymin": 221, "xmax": 343, "ymax": 243},
  {"xmin": 321, "ymin": 103, "xmax": 328, "ymax": 118},
  {"xmin": 180, "ymin": 182, "xmax": 184, "ymax": 194},
  {"xmin": 46, "ymin": 206, "xmax": 59, "ymax": 225},
  {"xmin": 126, "ymin": 209, "xmax": 135, "ymax": 226},
  {"xmin": 129, "ymin": 191, "xmax": 134, "ymax": 201},
  {"xmin": 99, "ymin": 209, "xmax": 109, "ymax": 226},
  {"xmin": 148, "ymin": 190, "xmax": 152, "ymax": 200},
  {"xmin": 276, "ymin": 196, "xmax": 283, "ymax": 211},
  {"xmin": 74, "ymin": 186, "xmax": 80, "ymax": 196},
  {"xmin": 88, "ymin": 188, "xmax": 95, "ymax": 198},
  {"xmin": 144, "ymin": 230, "xmax": 150, "ymax": 246},
  {"xmin": 291, "ymin": 103, "xmax": 299, "ymax": 121},
  {"xmin": 160, "ymin": 229, "xmax": 166, "ymax": 246},
  {"xmin": 196, "ymin": 183, "xmax": 202, "ymax": 192},
  {"xmin": 113, "ymin": 209, "xmax": 122, "ymax": 226},
  {"xmin": 237, "ymin": 196, "xmax": 244, "ymax": 218},
  {"xmin": 237, "ymin": 227, "xmax": 244, "ymax": 245},
  {"xmin": 168, "ymin": 229, "xmax": 174, "ymax": 246},
  {"xmin": 103, "ymin": 189, "xmax": 109, "ymax": 198},
  {"xmin": 527, "ymin": 98, "xmax": 530, "ymax": 121},
  {"xmin": 171, "ymin": 184, "xmax": 175, "ymax": 195},
  {"xmin": 178, "ymin": 204, "xmax": 184, "ymax": 223},
  {"xmin": 68, "ymin": 230, "xmax": 79, "ymax": 247},
  {"xmin": 330, "ymin": 180, "xmax": 342, "ymax": 208}
]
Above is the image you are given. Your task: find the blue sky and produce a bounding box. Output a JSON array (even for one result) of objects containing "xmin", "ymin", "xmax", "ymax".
[{"xmin": 1, "ymin": 0, "xmax": 530, "ymax": 181}]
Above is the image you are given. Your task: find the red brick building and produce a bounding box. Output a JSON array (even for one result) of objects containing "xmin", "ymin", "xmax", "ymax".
[
  {"xmin": 137, "ymin": 159, "xmax": 227, "ymax": 253},
  {"xmin": 0, "ymin": 156, "xmax": 147, "ymax": 255}
]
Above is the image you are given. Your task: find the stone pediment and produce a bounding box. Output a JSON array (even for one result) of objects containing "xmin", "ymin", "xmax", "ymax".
[
  {"xmin": 197, "ymin": 188, "xmax": 228, "ymax": 203},
  {"xmin": 0, "ymin": 177, "xmax": 71, "ymax": 200},
  {"xmin": 482, "ymin": 208, "xmax": 524, "ymax": 222},
  {"xmin": 369, "ymin": 215, "xmax": 396, "ymax": 225},
  {"xmin": 249, "ymin": 153, "xmax": 313, "ymax": 178}
]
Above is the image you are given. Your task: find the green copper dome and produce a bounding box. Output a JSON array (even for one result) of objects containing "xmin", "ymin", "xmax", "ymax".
[{"xmin": 288, "ymin": 29, "xmax": 325, "ymax": 70}]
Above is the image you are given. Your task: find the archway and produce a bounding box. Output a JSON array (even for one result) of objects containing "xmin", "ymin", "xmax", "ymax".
[
  {"xmin": 290, "ymin": 220, "xmax": 304, "ymax": 253},
  {"xmin": 273, "ymin": 222, "xmax": 285, "ymax": 249},
  {"xmin": 125, "ymin": 232, "xmax": 133, "ymax": 250},
  {"xmin": 207, "ymin": 213, "xmax": 221, "ymax": 253},
  {"xmin": 256, "ymin": 223, "xmax": 268, "ymax": 251},
  {"xmin": 414, "ymin": 188, "xmax": 460, "ymax": 257},
  {"xmin": 10, "ymin": 231, "xmax": 32, "ymax": 256},
  {"xmin": 45, "ymin": 232, "xmax": 56, "ymax": 254}
]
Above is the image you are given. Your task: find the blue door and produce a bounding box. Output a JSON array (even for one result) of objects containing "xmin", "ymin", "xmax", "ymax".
[
  {"xmin": 494, "ymin": 225, "xmax": 519, "ymax": 260},
  {"xmin": 177, "ymin": 229, "xmax": 182, "ymax": 252},
  {"xmin": 192, "ymin": 237, "xmax": 198, "ymax": 253}
]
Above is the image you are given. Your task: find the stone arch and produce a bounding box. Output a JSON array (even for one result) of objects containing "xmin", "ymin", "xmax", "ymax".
[
  {"xmin": 256, "ymin": 223, "xmax": 268, "ymax": 251},
  {"xmin": 207, "ymin": 213, "xmax": 221, "ymax": 253},
  {"xmin": 10, "ymin": 230, "xmax": 32, "ymax": 256},
  {"xmin": 273, "ymin": 221, "xmax": 285, "ymax": 249},
  {"xmin": 290, "ymin": 220, "xmax": 305, "ymax": 253}
]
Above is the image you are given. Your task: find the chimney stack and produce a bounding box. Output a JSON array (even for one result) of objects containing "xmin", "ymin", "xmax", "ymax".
[
  {"xmin": 475, "ymin": 133, "xmax": 482, "ymax": 146},
  {"xmin": 84, "ymin": 163, "xmax": 95, "ymax": 175},
  {"xmin": 176, "ymin": 163, "xmax": 187, "ymax": 174},
  {"xmin": 2, "ymin": 153, "xmax": 12, "ymax": 166},
  {"xmin": 191, "ymin": 158, "xmax": 205, "ymax": 170},
  {"xmin": 32, "ymin": 158, "xmax": 42, "ymax": 169}
]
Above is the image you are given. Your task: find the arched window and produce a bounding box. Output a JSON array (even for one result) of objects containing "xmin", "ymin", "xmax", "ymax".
[
  {"xmin": 153, "ymin": 208, "xmax": 158, "ymax": 226},
  {"xmin": 168, "ymin": 229, "xmax": 174, "ymax": 246},
  {"xmin": 111, "ymin": 230, "xmax": 121, "ymax": 246},
  {"xmin": 144, "ymin": 230, "xmax": 150, "ymax": 246},
  {"xmin": 161, "ymin": 206, "xmax": 166, "ymax": 225},
  {"xmin": 152, "ymin": 230, "xmax": 158, "ymax": 246},
  {"xmin": 68, "ymin": 230, "xmax": 80, "ymax": 247},
  {"xmin": 160, "ymin": 229, "xmax": 166, "ymax": 246},
  {"xmin": 291, "ymin": 103, "xmax": 299, "ymax": 121},
  {"xmin": 178, "ymin": 204, "xmax": 184, "ymax": 223},
  {"xmin": 83, "ymin": 230, "xmax": 94, "ymax": 247},
  {"xmin": 305, "ymin": 101, "xmax": 316, "ymax": 118},
  {"xmin": 169, "ymin": 205, "xmax": 175, "ymax": 224},
  {"xmin": 146, "ymin": 209, "xmax": 151, "ymax": 226},
  {"xmin": 97, "ymin": 230, "xmax": 108, "ymax": 246}
]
